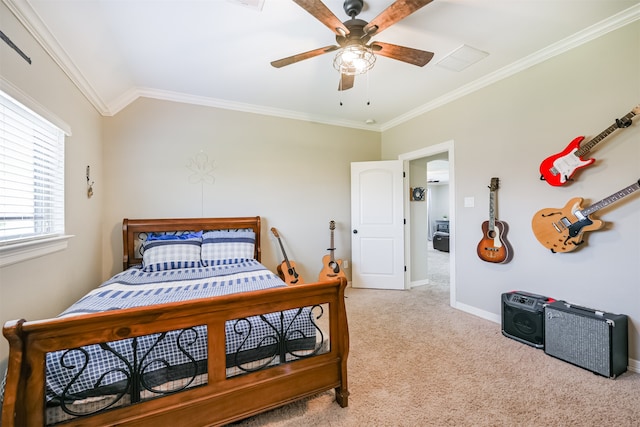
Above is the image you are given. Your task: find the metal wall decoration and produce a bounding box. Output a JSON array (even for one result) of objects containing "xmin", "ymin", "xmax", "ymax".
[
  {"xmin": 86, "ymin": 165, "xmax": 94, "ymax": 198},
  {"xmin": 187, "ymin": 151, "xmax": 216, "ymax": 215}
]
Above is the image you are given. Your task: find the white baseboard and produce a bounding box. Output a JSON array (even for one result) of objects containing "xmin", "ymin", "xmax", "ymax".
[
  {"xmin": 453, "ymin": 301, "xmax": 639, "ymax": 374},
  {"xmin": 410, "ymin": 279, "xmax": 429, "ymax": 288},
  {"xmin": 455, "ymin": 301, "xmax": 501, "ymax": 324}
]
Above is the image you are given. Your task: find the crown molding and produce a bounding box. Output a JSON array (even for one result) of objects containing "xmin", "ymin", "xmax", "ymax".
[
  {"xmin": 3, "ymin": 0, "xmax": 109, "ymax": 114},
  {"xmin": 5, "ymin": 0, "xmax": 639, "ymax": 131},
  {"xmin": 381, "ymin": 3, "xmax": 640, "ymax": 131},
  {"xmin": 109, "ymin": 86, "xmax": 381, "ymax": 131}
]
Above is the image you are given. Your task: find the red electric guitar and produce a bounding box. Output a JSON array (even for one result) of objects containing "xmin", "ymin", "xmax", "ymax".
[
  {"xmin": 477, "ymin": 178, "xmax": 512, "ymax": 263},
  {"xmin": 531, "ymin": 179, "xmax": 640, "ymax": 253},
  {"xmin": 539, "ymin": 105, "xmax": 639, "ymax": 186}
]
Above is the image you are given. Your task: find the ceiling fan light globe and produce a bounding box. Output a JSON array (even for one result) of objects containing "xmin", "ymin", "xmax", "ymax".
[
  {"xmin": 341, "ymin": 48, "xmax": 359, "ymax": 62},
  {"xmin": 333, "ymin": 45, "xmax": 375, "ymax": 76}
]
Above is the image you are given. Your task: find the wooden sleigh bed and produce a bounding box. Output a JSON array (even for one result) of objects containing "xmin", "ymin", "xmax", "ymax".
[{"xmin": 1, "ymin": 217, "xmax": 349, "ymax": 426}]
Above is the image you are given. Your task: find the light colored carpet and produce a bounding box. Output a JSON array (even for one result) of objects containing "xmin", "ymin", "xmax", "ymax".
[
  {"xmin": 238, "ymin": 275, "xmax": 639, "ymax": 426},
  {"xmin": 427, "ymin": 245, "xmax": 449, "ymax": 287}
]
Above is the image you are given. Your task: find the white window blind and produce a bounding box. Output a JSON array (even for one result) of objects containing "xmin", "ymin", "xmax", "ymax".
[{"xmin": 0, "ymin": 90, "xmax": 65, "ymax": 245}]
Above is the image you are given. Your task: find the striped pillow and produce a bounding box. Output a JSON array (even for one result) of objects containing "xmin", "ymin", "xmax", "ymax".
[
  {"xmin": 201, "ymin": 230, "xmax": 255, "ymax": 266},
  {"xmin": 142, "ymin": 236, "xmax": 203, "ymax": 272}
]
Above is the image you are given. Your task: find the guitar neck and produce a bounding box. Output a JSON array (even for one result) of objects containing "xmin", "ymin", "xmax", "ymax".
[
  {"xmin": 328, "ymin": 229, "xmax": 336, "ymax": 262},
  {"xmin": 581, "ymin": 180, "xmax": 640, "ymax": 217},
  {"xmin": 488, "ymin": 190, "xmax": 496, "ymax": 231},
  {"xmin": 278, "ymin": 239, "xmax": 292, "ymax": 269},
  {"xmin": 575, "ymin": 110, "xmax": 637, "ymax": 157},
  {"xmin": 271, "ymin": 228, "xmax": 292, "ymax": 270}
]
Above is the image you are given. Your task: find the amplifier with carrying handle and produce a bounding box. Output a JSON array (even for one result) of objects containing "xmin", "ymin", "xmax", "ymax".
[
  {"xmin": 544, "ymin": 301, "xmax": 628, "ymax": 378},
  {"xmin": 501, "ymin": 291, "xmax": 555, "ymax": 348}
]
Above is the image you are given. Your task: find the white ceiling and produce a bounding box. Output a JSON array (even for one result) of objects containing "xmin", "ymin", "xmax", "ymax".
[{"xmin": 6, "ymin": 0, "xmax": 639, "ymax": 130}]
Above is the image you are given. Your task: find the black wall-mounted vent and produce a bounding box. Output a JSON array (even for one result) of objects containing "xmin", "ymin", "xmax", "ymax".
[{"xmin": 0, "ymin": 30, "xmax": 31, "ymax": 64}]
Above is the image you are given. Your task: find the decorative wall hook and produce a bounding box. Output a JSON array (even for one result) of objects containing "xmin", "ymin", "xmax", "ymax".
[{"xmin": 86, "ymin": 165, "xmax": 94, "ymax": 198}]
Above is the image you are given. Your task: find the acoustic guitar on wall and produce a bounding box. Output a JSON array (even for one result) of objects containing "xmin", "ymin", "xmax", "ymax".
[
  {"xmin": 319, "ymin": 220, "xmax": 346, "ymax": 281},
  {"xmin": 531, "ymin": 179, "xmax": 640, "ymax": 253},
  {"xmin": 539, "ymin": 105, "xmax": 639, "ymax": 186},
  {"xmin": 271, "ymin": 227, "xmax": 304, "ymax": 285},
  {"xmin": 477, "ymin": 177, "xmax": 512, "ymax": 263}
]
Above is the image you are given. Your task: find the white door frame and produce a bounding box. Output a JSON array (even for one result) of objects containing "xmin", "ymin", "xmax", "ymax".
[{"xmin": 399, "ymin": 140, "xmax": 456, "ymax": 307}]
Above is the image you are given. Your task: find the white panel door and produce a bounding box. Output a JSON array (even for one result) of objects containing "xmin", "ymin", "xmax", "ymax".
[{"xmin": 351, "ymin": 160, "xmax": 405, "ymax": 290}]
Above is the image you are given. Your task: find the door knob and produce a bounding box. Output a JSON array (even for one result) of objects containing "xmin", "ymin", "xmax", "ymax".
[{"xmin": 353, "ymin": 229, "xmax": 358, "ymax": 234}]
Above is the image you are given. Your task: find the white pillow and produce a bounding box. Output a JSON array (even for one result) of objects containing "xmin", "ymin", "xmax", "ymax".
[
  {"xmin": 201, "ymin": 230, "xmax": 255, "ymax": 266},
  {"xmin": 142, "ymin": 236, "xmax": 203, "ymax": 272}
]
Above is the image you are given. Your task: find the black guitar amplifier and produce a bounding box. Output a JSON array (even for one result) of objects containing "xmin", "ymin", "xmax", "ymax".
[
  {"xmin": 544, "ymin": 301, "xmax": 628, "ymax": 378},
  {"xmin": 501, "ymin": 291, "xmax": 556, "ymax": 348}
]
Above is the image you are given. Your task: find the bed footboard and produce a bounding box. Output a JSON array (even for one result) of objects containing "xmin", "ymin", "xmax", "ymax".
[{"xmin": 2, "ymin": 278, "xmax": 349, "ymax": 427}]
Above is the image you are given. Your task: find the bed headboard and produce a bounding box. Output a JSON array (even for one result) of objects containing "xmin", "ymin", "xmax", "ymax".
[{"xmin": 122, "ymin": 217, "xmax": 262, "ymax": 270}]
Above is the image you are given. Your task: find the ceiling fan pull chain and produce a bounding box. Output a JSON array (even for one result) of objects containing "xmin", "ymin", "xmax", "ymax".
[{"xmin": 366, "ymin": 70, "xmax": 371, "ymax": 106}]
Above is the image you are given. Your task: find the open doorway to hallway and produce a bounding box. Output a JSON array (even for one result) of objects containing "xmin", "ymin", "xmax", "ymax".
[
  {"xmin": 409, "ymin": 154, "xmax": 449, "ymax": 289},
  {"xmin": 426, "ymin": 158, "xmax": 450, "ymax": 289},
  {"xmin": 399, "ymin": 141, "xmax": 455, "ymax": 306}
]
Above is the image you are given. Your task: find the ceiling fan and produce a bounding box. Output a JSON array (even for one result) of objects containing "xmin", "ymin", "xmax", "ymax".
[{"xmin": 271, "ymin": 0, "xmax": 435, "ymax": 91}]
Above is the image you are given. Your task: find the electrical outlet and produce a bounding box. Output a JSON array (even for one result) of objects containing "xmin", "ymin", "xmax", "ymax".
[{"xmin": 343, "ymin": 260, "xmax": 349, "ymax": 268}]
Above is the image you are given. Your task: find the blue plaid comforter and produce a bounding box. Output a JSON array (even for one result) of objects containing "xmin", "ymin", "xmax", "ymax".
[
  {"xmin": 58, "ymin": 260, "xmax": 286, "ymax": 317},
  {"xmin": 44, "ymin": 260, "xmax": 314, "ymax": 403}
]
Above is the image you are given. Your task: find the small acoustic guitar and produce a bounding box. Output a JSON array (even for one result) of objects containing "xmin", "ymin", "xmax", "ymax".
[
  {"xmin": 271, "ymin": 227, "xmax": 303, "ymax": 285},
  {"xmin": 531, "ymin": 179, "xmax": 640, "ymax": 253},
  {"xmin": 539, "ymin": 105, "xmax": 639, "ymax": 186},
  {"xmin": 477, "ymin": 177, "xmax": 512, "ymax": 263},
  {"xmin": 318, "ymin": 220, "xmax": 346, "ymax": 281}
]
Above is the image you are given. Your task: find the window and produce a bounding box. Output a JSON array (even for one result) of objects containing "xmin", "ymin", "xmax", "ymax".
[{"xmin": 0, "ymin": 90, "xmax": 65, "ymax": 246}]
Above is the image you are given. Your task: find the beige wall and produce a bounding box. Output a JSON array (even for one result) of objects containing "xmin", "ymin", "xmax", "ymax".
[
  {"xmin": 0, "ymin": 2, "xmax": 104, "ymax": 367},
  {"xmin": 382, "ymin": 22, "xmax": 640, "ymax": 362},
  {"xmin": 101, "ymin": 98, "xmax": 381, "ymax": 281},
  {"xmin": 409, "ymin": 159, "xmax": 429, "ymax": 283}
]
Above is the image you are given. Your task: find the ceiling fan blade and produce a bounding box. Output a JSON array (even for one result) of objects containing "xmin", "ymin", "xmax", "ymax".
[
  {"xmin": 364, "ymin": 0, "xmax": 433, "ymax": 36},
  {"xmin": 370, "ymin": 42, "xmax": 434, "ymax": 66},
  {"xmin": 338, "ymin": 73, "xmax": 354, "ymax": 91},
  {"xmin": 271, "ymin": 45, "xmax": 339, "ymax": 68},
  {"xmin": 293, "ymin": 0, "xmax": 350, "ymax": 36}
]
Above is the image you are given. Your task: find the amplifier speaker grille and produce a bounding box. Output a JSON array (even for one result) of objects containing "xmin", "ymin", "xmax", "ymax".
[
  {"xmin": 501, "ymin": 291, "xmax": 553, "ymax": 348},
  {"xmin": 544, "ymin": 301, "xmax": 628, "ymax": 378}
]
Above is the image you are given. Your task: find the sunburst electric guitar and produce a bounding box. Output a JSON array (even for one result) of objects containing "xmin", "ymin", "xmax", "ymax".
[
  {"xmin": 531, "ymin": 179, "xmax": 640, "ymax": 253},
  {"xmin": 477, "ymin": 177, "xmax": 512, "ymax": 263},
  {"xmin": 318, "ymin": 220, "xmax": 346, "ymax": 281},
  {"xmin": 271, "ymin": 227, "xmax": 303, "ymax": 285},
  {"xmin": 539, "ymin": 105, "xmax": 639, "ymax": 186}
]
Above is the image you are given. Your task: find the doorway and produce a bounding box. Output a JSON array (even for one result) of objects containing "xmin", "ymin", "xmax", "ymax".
[{"xmin": 399, "ymin": 141, "xmax": 455, "ymax": 306}]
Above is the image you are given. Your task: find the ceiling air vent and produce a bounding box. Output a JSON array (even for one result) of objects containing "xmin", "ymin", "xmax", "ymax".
[
  {"xmin": 437, "ymin": 44, "xmax": 488, "ymax": 72},
  {"xmin": 227, "ymin": 0, "xmax": 265, "ymax": 11}
]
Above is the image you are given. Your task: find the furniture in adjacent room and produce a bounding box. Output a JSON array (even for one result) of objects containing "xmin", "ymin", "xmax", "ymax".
[
  {"xmin": 433, "ymin": 220, "xmax": 450, "ymax": 252},
  {"xmin": 433, "ymin": 231, "xmax": 450, "ymax": 252},
  {"xmin": 434, "ymin": 220, "xmax": 449, "ymax": 234}
]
